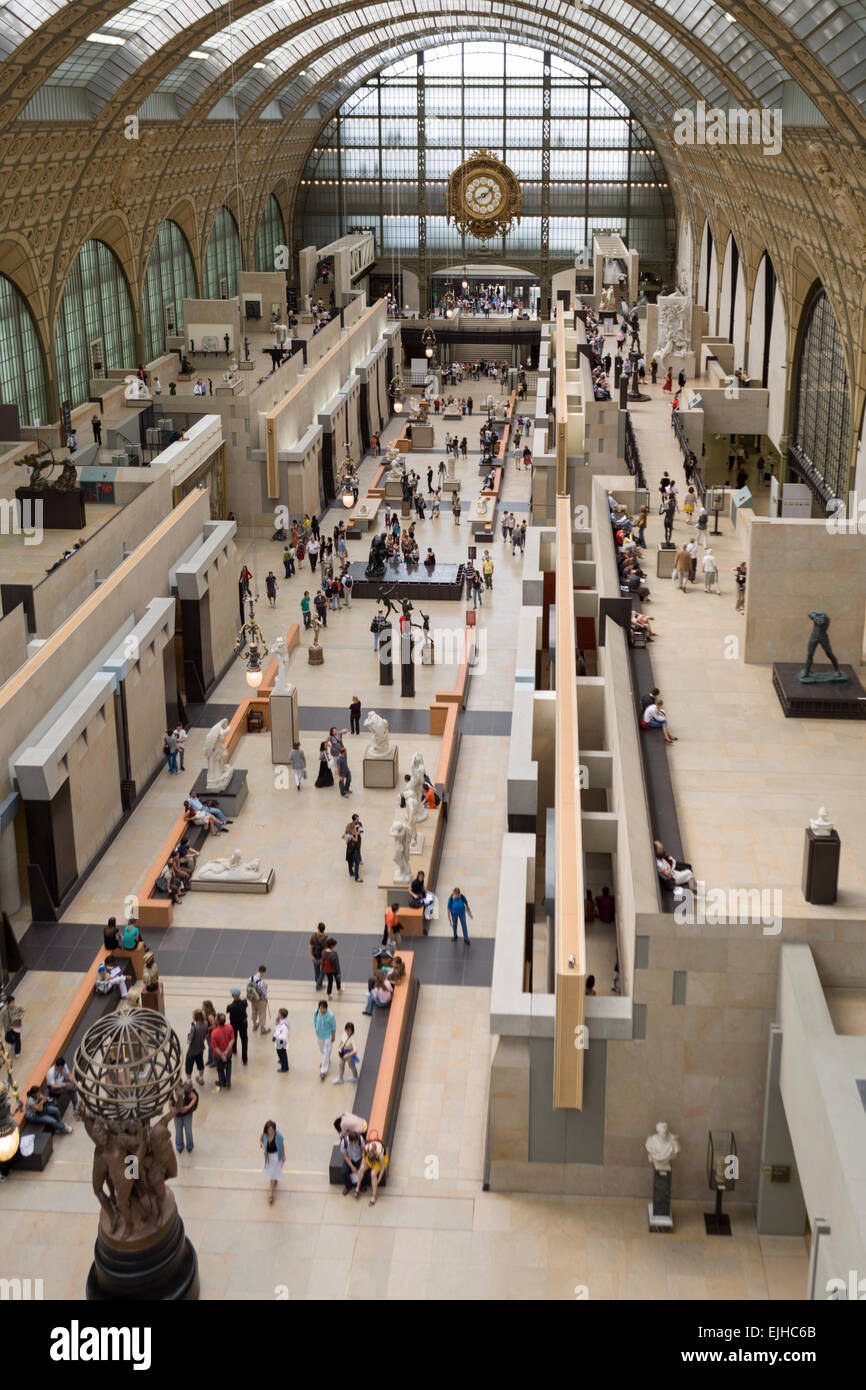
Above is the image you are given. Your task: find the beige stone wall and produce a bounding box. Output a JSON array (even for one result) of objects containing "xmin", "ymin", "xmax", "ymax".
[
  {"xmin": 68, "ymin": 698, "xmax": 123, "ymax": 882},
  {"xmin": 207, "ymin": 539, "xmax": 240, "ymax": 684},
  {"xmin": 124, "ymin": 641, "xmax": 171, "ymax": 795},
  {"xmin": 740, "ymin": 513, "xmax": 866, "ymax": 666},
  {"xmin": 0, "ymin": 603, "xmax": 28, "ymax": 687}
]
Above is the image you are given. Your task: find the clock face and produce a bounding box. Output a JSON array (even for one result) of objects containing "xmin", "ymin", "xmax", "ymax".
[{"xmin": 464, "ymin": 174, "xmax": 504, "ymax": 217}]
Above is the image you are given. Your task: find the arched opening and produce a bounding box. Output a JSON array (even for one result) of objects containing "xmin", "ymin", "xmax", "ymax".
[
  {"xmin": 697, "ymin": 221, "xmax": 712, "ymax": 314},
  {"xmin": 718, "ymin": 234, "xmax": 741, "ymax": 350},
  {"xmin": 0, "ymin": 272, "xmax": 48, "ymax": 426},
  {"xmin": 141, "ymin": 219, "xmax": 198, "ymax": 362},
  {"xmin": 54, "ymin": 239, "xmax": 136, "ymax": 410},
  {"xmin": 746, "ymin": 252, "xmax": 777, "ymax": 389},
  {"xmin": 203, "ymin": 207, "xmax": 242, "ymax": 299},
  {"xmin": 256, "ymin": 194, "xmax": 287, "ymax": 273},
  {"xmin": 792, "ymin": 284, "xmax": 851, "ymax": 503}
]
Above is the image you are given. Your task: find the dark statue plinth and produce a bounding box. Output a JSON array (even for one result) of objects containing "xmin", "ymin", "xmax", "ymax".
[
  {"xmin": 797, "ymin": 668, "xmax": 849, "ymax": 684},
  {"xmin": 802, "ymin": 827, "xmax": 841, "ymax": 905},
  {"xmin": 773, "ymin": 663, "xmax": 866, "ymax": 720},
  {"xmin": 348, "ymin": 558, "xmax": 463, "ymax": 600},
  {"xmin": 74, "ymin": 1007, "xmax": 199, "ymax": 1301},
  {"xmin": 15, "ymin": 485, "xmax": 86, "ymax": 529},
  {"xmin": 652, "ymin": 1168, "xmax": 672, "ymax": 1215}
]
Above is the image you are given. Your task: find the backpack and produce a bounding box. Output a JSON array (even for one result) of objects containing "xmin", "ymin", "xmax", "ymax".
[{"xmin": 246, "ymin": 975, "xmax": 263, "ymax": 1004}]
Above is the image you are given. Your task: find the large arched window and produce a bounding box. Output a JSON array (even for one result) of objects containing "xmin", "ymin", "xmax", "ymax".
[
  {"xmin": 297, "ymin": 42, "xmax": 673, "ymax": 271},
  {"xmin": 0, "ymin": 274, "xmax": 47, "ymax": 426},
  {"xmin": 54, "ymin": 240, "xmax": 136, "ymax": 410},
  {"xmin": 256, "ymin": 195, "xmax": 287, "ymax": 273},
  {"xmin": 141, "ymin": 220, "xmax": 198, "ymax": 362},
  {"xmin": 794, "ymin": 287, "xmax": 851, "ymax": 501},
  {"xmin": 203, "ymin": 207, "xmax": 242, "ymax": 299}
]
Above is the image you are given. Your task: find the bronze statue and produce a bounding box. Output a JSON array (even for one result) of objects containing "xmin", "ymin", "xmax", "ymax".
[
  {"xmin": 365, "ymin": 531, "xmax": 389, "ymax": 578},
  {"xmin": 798, "ymin": 611, "xmax": 849, "ymax": 684}
]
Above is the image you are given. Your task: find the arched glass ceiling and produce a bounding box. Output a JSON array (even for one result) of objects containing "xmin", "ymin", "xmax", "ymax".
[{"xmin": 8, "ymin": 1, "xmax": 866, "ymax": 126}]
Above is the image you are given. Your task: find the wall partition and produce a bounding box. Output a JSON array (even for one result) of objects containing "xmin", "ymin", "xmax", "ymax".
[
  {"xmin": 54, "ymin": 239, "xmax": 136, "ymax": 410},
  {"xmin": 141, "ymin": 219, "xmax": 198, "ymax": 362},
  {"xmin": 203, "ymin": 206, "xmax": 242, "ymax": 299},
  {"xmin": 0, "ymin": 273, "xmax": 48, "ymax": 426}
]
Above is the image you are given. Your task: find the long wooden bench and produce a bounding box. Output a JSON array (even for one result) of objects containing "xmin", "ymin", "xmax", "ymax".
[
  {"xmin": 328, "ymin": 951, "xmax": 419, "ymax": 1185},
  {"xmin": 137, "ymin": 626, "xmax": 299, "ymax": 925}
]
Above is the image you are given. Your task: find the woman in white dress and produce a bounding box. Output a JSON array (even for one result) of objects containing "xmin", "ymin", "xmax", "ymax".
[{"xmin": 260, "ymin": 1119, "xmax": 285, "ymax": 1205}]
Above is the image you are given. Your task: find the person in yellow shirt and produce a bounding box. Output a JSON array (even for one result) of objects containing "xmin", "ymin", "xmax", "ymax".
[{"xmin": 481, "ymin": 551, "xmax": 494, "ymax": 591}]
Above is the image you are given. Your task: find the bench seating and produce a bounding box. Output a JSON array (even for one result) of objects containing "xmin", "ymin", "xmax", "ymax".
[
  {"xmin": 329, "ymin": 951, "xmax": 419, "ymax": 1185},
  {"xmin": 628, "ymin": 638, "xmax": 685, "ymax": 913}
]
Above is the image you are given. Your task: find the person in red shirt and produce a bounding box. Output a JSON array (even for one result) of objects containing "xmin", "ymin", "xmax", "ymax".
[
  {"xmin": 382, "ymin": 903, "xmax": 402, "ymax": 949},
  {"xmin": 210, "ymin": 1013, "xmax": 235, "ymax": 1091},
  {"xmin": 594, "ymin": 887, "xmax": 616, "ymax": 924}
]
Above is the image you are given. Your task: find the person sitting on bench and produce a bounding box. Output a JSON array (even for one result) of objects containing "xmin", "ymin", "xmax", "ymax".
[
  {"xmin": 183, "ymin": 800, "xmax": 227, "ymax": 837},
  {"xmin": 188, "ymin": 791, "xmax": 231, "ymax": 828},
  {"xmin": 363, "ymin": 972, "xmax": 394, "ymax": 1017},
  {"xmin": 654, "ymin": 840, "xmax": 696, "ymax": 892},
  {"xmin": 45, "ymin": 1056, "xmax": 81, "ymax": 1117},
  {"xmin": 640, "ymin": 695, "xmax": 677, "ymax": 744},
  {"xmin": 25, "ymin": 1085, "xmax": 72, "ymax": 1135},
  {"xmin": 103, "ymin": 917, "xmax": 121, "ymax": 950}
]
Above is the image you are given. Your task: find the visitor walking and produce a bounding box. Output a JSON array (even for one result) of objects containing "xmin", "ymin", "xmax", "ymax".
[
  {"xmin": 247, "ymin": 965, "xmax": 269, "ymax": 1033},
  {"xmin": 265, "ymin": 571, "xmax": 278, "ymax": 607},
  {"xmin": 321, "ymin": 939, "xmax": 342, "ymax": 996},
  {"xmin": 309, "ymin": 922, "xmax": 329, "ymax": 990},
  {"xmin": 163, "ymin": 728, "xmax": 178, "ymax": 775},
  {"xmin": 273, "ymin": 1009, "xmax": 290, "ymax": 1073},
  {"xmin": 289, "ymin": 741, "xmax": 306, "ymax": 789},
  {"xmin": 345, "ymin": 822, "xmax": 363, "ymax": 882},
  {"xmin": 673, "ymin": 545, "xmax": 691, "ymax": 592},
  {"xmin": 702, "ymin": 548, "xmax": 721, "ymax": 594},
  {"xmin": 314, "ymin": 998, "xmax": 337, "ymax": 1080},
  {"xmin": 447, "ymin": 887, "xmax": 473, "ymax": 944},
  {"xmin": 336, "ymin": 745, "xmax": 352, "ymax": 797},
  {"xmin": 227, "ymin": 987, "xmax": 249, "ymax": 1066},
  {"xmin": 349, "ymin": 695, "xmax": 362, "ymax": 735},
  {"xmin": 169, "ymin": 1079, "xmax": 198, "ymax": 1154},
  {"xmin": 732, "ymin": 561, "xmax": 747, "ymax": 612},
  {"xmin": 260, "ymin": 1120, "xmax": 285, "ymax": 1205},
  {"xmin": 210, "ymin": 1013, "xmax": 235, "ymax": 1091},
  {"xmin": 184, "ymin": 1010, "xmax": 207, "ymax": 1083},
  {"xmin": 334, "ymin": 1022, "xmax": 360, "ymax": 1085}
]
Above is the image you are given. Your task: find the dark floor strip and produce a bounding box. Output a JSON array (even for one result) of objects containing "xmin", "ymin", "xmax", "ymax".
[{"xmin": 20, "ymin": 924, "xmax": 494, "ymax": 989}]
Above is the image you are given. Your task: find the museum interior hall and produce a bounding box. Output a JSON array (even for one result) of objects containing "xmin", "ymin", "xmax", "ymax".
[{"xmin": 0, "ymin": 0, "xmax": 865, "ymax": 1329}]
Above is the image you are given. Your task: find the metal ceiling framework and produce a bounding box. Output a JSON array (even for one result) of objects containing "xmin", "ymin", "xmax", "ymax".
[{"xmin": 1, "ymin": 0, "xmax": 864, "ymax": 150}]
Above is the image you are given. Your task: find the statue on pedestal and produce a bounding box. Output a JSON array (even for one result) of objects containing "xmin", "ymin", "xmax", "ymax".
[
  {"xmin": 407, "ymin": 751, "xmax": 428, "ymax": 823},
  {"xmin": 646, "ymin": 1121, "xmax": 680, "ymax": 1226},
  {"xmin": 203, "ymin": 718, "xmax": 233, "ymax": 791},
  {"xmin": 198, "ymin": 850, "xmax": 265, "ymax": 882},
  {"xmin": 364, "ymin": 711, "xmax": 391, "ymax": 758},
  {"xmin": 652, "ymin": 284, "xmax": 691, "ymax": 367},
  {"xmin": 390, "ymin": 819, "xmax": 412, "ymax": 883},
  {"xmin": 269, "ymin": 635, "xmax": 291, "ymax": 694},
  {"xmin": 599, "ymin": 285, "xmax": 616, "ymax": 313},
  {"xmin": 810, "ymin": 807, "xmax": 833, "ymax": 836},
  {"xmin": 308, "ymin": 616, "xmax": 324, "ymax": 664},
  {"xmin": 365, "ymin": 531, "xmax": 388, "ymax": 578},
  {"xmin": 798, "ymin": 611, "xmax": 848, "ymax": 683}
]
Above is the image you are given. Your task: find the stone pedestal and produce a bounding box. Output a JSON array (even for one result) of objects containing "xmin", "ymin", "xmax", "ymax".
[
  {"xmin": 190, "ymin": 768, "xmax": 248, "ymax": 818},
  {"xmin": 16, "ymin": 486, "xmax": 85, "ymax": 529},
  {"xmin": 385, "ymin": 476, "xmax": 404, "ymax": 500},
  {"xmin": 87, "ymin": 1198, "xmax": 199, "ymax": 1301},
  {"xmin": 412, "ymin": 423, "xmax": 434, "ymax": 449},
  {"xmin": 656, "ymin": 545, "xmax": 676, "ymax": 578},
  {"xmin": 270, "ymin": 685, "xmax": 299, "ymax": 763},
  {"xmin": 363, "ymin": 746, "xmax": 399, "ymax": 788},
  {"xmin": 648, "ymin": 1169, "xmax": 674, "ymax": 1232},
  {"xmin": 802, "ymin": 828, "xmax": 841, "ymax": 905},
  {"xmin": 308, "ymin": 645, "xmax": 324, "ymax": 665},
  {"xmin": 378, "ymin": 623, "xmax": 393, "ymax": 685}
]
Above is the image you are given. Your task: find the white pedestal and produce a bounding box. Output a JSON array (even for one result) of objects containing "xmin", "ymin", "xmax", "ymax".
[{"xmin": 363, "ymin": 746, "xmax": 399, "ymax": 788}]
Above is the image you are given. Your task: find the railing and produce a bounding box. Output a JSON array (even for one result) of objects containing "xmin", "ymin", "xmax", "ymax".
[
  {"xmin": 787, "ymin": 444, "xmax": 834, "ymax": 510},
  {"xmin": 623, "ymin": 412, "xmax": 647, "ymax": 490},
  {"xmin": 670, "ymin": 410, "xmax": 707, "ymax": 504}
]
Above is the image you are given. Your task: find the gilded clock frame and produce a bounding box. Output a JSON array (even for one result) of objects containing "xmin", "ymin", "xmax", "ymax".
[{"xmin": 445, "ymin": 149, "xmax": 522, "ymax": 243}]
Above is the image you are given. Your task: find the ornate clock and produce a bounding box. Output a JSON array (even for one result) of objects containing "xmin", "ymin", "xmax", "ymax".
[{"xmin": 446, "ymin": 150, "xmax": 521, "ymax": 242}]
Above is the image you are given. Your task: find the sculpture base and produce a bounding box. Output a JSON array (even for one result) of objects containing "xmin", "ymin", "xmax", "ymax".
[
  {"xmin": 347, "ymin": 559, "xmax": 463, "ymax": 600},
  {"xmin": 704, "ymin": 1211, "xmax": 732, "ymax": 1236},
  {"xmin": 384, "ymin": 478, "xmax": 404, "ymax": 500},
  {"xmin": 648, "ymin": 1202, "xmax": 674, "ymax": 1233},
  {"xmin": 797, "ymin": 668, "xmax": 849, "ymax": 684},
  {"xmin": 363, "ymin": 747, "xmax": 399, "ymax": 788},
  {"xmin": 16, "ymin": 486, "xmax": 86, "ymax": 529},
  {"xmin": 773, "ymin": 663, "xmax": 866, "ymax": 719},
  {"xmin": 410, "ymin": 833, "xmax": 425, "ymax": 855},
  {"xmin": 270, "ymin": 687, "xmax": 299, "ymax": 764},
  {"xmin": 190, "ymin": 768, "xmax": 249, "ymax": 818},
  {"xmin": 189, "ymin": 866, "xmax": 275, "ymax": 893},
  {"xmin": 87, "ymin": 1204, "xmax": 199, "ymax": 1301},
  {"xmin": 308, "ymin": 645, "xmax": 325, "ymax": 664}
]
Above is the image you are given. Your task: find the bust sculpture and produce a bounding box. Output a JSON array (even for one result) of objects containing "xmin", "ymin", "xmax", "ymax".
[
  {"xmin": 198, "ymin": 850, "xmax": 265, "ymax": 882},
  {"xmin": 364, "ymin": 710, "xmax": 391, "ymax": 757},
  {"xmin": 810, "ymin": 806, "xmax": 833, "ymax": 836},
  {"xmin": 645, "ymin": 1121, "xmax": 681, "ymax": 1172},
  {"xmin": 269, "ymin": 635, "xmax": 292, "ymax": 694},
  {"xmin": 202, "ymin": 718, "xmax": 233, "ymax": 792},
  {"xmin": 390, "ymin": 819, "xmax": 412, "ymax": 883},
  {"xmin": 798, "ymin": 610, "xmax": 848, "ymax": 683}
]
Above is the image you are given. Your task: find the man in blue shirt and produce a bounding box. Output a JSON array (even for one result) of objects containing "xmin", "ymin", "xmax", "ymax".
[
  {"xmin": 446, "ymin": 887, "xmax": 473, "ymax": 945},
  {"xmin": 314, "ymin": 999, "xmax": 336, "ymax": 1081}
]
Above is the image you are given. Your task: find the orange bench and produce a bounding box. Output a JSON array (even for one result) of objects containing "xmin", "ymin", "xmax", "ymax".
[{"xmin": 367, "ymin": 952, "xmax": 416, "ymax": 1157}]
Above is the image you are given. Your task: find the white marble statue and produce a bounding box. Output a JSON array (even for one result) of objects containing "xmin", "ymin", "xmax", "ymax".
[
  {"xmin": 364, "ymin": 710, "xmax": 391, "ymax": 758},
  {"xmin": 390, "ymin": 819, "xmax": 412, "ymax": 883},
  {"xmin": 198, "ymin": 850, "xmax": 265, "ymax": 882},
  {"xmin": 203, "ymin": 718, "xmax": 233, "ymax": 792},
  {"xmin": 269, "ymin": 635, "xmax": 291, "ymax": 694},
  {"xmin": 598, "ymin": 285, "xmax": 616, "ymax": 313},
  {"xmin": 810, "ymin": 806, "xmax": 833, "ymax": 836},
  {"xmin": 407, "ymin": 751, "xmax": 428, "ymax": 824},
  {"xmin": 304, "ymin": 293, "xmax": 312, "ymax": 314},
  {"xmin": 446, "ymin": 453, "xmax": 456, "ymax": 479},
  {"xmin": 652, "ymin": 285, "xmax": 691, "ymax": 366},
  {"xmin": 403, "ymin": 791, "xmax": 423, "ymax": 853},
  {"xmin": 385, "ymin": 448, "xmax": 405, "ymax": 482},
  {"xmin": 477, "ymin": 495, "xmax": 489, "ymax": 516},
  {"xmin": 645, "ymin": 1121, "xmax": 681, "ymax": 1173}
]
